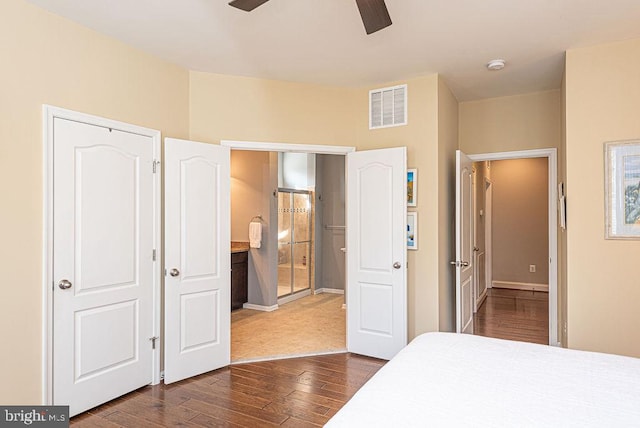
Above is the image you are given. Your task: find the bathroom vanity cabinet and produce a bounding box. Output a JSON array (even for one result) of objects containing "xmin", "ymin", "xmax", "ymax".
[{"xmin": 231, "ymin": 250, "xmax": 248, "ymax": 310}]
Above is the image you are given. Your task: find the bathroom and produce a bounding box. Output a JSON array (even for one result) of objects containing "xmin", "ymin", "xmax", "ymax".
[{"xmin": 230, "ymin": 149, "xmax": 346, "ymax": 359}]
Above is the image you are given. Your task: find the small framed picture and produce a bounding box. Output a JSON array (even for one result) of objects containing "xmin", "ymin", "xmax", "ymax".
[
  {"xmin": 407, "ymin": 212, "xmax": 418, "ymax": 250},
  {"xmin": 407, "ymin": 168, "xmax": 417, "ymax": 207},
  {"xmin": 605, "ymin": 140, "xmax": 640, "ymax": 239}
]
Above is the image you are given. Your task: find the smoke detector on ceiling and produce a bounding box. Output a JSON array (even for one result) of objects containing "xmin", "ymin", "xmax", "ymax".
[{"xmin": 486, "ymin": 59, "xmax": 506, "ymax": 71}]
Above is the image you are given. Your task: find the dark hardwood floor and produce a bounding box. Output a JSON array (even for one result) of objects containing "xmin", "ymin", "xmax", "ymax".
[
  {"xmin": 474, "ymin": 288, "xmax": 549, "ymax": 345},
  {"xmin": 69, "ymin": 289, "xmax": 546, "ymax": 427},
  {"xmin": 70, "ymin": 352, "xmax": 385, "ymax": 427}
]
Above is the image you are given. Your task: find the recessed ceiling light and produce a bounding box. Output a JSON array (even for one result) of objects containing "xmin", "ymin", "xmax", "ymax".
[{"xmin": 486, "ymin": 59, "xmax": 506, "ymax": 71}]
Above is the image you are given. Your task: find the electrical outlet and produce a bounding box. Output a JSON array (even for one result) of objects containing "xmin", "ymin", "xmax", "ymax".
[{"xmin": 529, "ymin": 264, "xmax": 536, "ymax": 273}]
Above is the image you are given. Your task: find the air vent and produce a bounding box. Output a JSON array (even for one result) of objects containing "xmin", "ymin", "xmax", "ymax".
[{"xmin": 369, "ymin": 84, "xmax": 407, "ymax": 129}]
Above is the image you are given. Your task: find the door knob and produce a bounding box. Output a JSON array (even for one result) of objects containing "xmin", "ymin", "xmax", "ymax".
[
  {"xmin": 58, "ymin": 279, "xmax": 72, "ymax": 290},
  {"xmin": 169, "ymin": 268, "xmax": 180, "ymax": 277},
  {"xmin": 393, "ymin": 262, "xmax": 401, "ymax": 269},
  {"xmin": 450, "ymin": 261, "xmax": 470, "ymax": 267}
]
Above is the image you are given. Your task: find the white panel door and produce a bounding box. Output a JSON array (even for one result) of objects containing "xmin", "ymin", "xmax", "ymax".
[
  {"xmin": 52, "ymin": 118, "xmax": 157, "ymax": 416},
  {"xmin": 164, "ymin": 138, "xmax": 230, "ymax": 384},
  {"xmin": 346, "ymin": 147, "xmax": 407, "ymax": 360},
  {"xmin": 455, "ymin": 150, "xmax": 474, "ymax": 334}
]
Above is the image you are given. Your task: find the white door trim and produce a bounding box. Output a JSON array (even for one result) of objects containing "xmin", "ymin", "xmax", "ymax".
[
  {"xmin": 42, "ymin": 105, "xmax": 162, "ymax": 405},
  {"xmin": 484, "ymin": 177, "xmax": 493, "ymax": 292},
  {"xmin": 468, "ymin": 148, "xmax": 559, "ymax": 346},
  {"xmin": 221, "ymin": 140, "xmax": 355, "ymax": 155}
]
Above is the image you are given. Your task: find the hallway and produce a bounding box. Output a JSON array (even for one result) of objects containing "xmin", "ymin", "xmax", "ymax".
[{"xmin": 474, "ymin": 288, "xmax": 549, "ymax": 345}]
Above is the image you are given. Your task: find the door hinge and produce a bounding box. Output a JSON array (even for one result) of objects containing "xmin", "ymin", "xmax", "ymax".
[
  {"xmin": 152, "ymin": 249, "xmax": 157, "ymax": 261},
  {"xmin": 150, "ymin": 336, "xmax": 159, "ymax": 349},
  {"xmin": 153, "ymin": 160, "xmax": 160, "ymax": 173}
]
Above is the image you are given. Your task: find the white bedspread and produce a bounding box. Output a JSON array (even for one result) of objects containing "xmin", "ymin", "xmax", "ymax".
[{"xmin": 326, "ymin": 333, "xmax": 640, "ymax": 427}]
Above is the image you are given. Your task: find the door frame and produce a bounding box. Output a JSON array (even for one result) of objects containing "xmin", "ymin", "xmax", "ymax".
[
  {"xmin": 41, "ymin": 105, "xmax": 163, "ymax": 404},
  {"xmin": 222, "ymin": 140, "xmax": 407, "ymax": 359},
  {"xmin": 484, "ymin": 177, "xmax": 493, "ymax": 294},
  {"xmin": 221, "ymin": 140, "xmax": 355, "ymax": 155},
  {"xmin": 468, "ymin": 148, "xmax": 559, "ymax": 347}
]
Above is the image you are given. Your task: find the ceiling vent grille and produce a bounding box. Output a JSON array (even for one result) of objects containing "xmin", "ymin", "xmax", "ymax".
[{"xmin": 369, "ymin": 84, "xmax": 407, "ymax": 129}]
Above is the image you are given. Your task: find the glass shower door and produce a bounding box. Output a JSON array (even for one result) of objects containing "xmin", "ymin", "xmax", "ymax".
[
  {"xmin": 292, "ymin": 192, "xmax": 311, "ymax": 293},
  {"xmin": 277, "ymin": 192, "xmax": 293, "ymax": 298},
  {"xmin": 277, "ymin": 189, "xmax": 311, "ymax": 298}
]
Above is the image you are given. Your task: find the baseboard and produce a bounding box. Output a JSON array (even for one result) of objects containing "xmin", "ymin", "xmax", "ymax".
[
  {"xmin": 492, "ymin": 280, "xmax": 549, "ymax": 292},
  {"xmin": 242, "ymin": 303, "xmax": 279, "ymax": 312},
  {"xmin": 475, "ymin": 290, "xmax": 488, "ymax": 311},
  {"xmin": 314, "ymin": 288, "xmax": 345, "ymax": 295},
  {"xmin": 277, "ymin": 289, "xmax": 312, "ymax": 305}
]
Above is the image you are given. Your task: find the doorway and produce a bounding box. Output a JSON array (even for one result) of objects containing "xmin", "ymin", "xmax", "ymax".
[
  {"xmin": 467, "ymin": 149, "xmax": 558, "ymax": 346},
  {"xmin": 224, "ymin": 141, "xmax": 408, "ymax": 362},
  {"xmin": 228, "ymin": 147, "xmax": 350, "ymax": 361}
]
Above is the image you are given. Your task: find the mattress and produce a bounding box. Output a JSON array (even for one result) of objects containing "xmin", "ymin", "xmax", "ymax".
[{"xmin": 326, "ymin": 333, "xmax": 640, "ymax": 427}]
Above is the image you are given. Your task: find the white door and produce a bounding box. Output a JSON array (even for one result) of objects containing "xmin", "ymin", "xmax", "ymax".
[
  {"xmin": 346, "ymin": 147, "xmax": 407, "ymax": 360},
  {"xmin": 52, "ymin": 118, "xmax": 158, "ymax": 416},
  {"xmin": 455, "ymin": 150, "xmax": 474, "ymax": 334},
  {"xmin": 164, "ymin": 138, "xmax": 230, "ymax": 384}
]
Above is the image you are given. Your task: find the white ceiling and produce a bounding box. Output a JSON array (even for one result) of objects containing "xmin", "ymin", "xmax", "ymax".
[{"xmin": 25, "ymin": 0, "xmax": 640, "ymax": 101}]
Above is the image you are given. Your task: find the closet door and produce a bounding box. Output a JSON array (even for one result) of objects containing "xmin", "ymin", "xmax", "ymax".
[
  {"xmin": 164, "ymin": 138, "xmax": 230, "ymax": 383},
  {"xmin": 51, "ymin": 113, "xmax": 160, "ymax": 416}
]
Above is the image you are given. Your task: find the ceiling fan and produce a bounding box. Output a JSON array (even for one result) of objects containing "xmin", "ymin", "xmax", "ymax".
[{"xmin": 228, "ymin": 0, "xmax": 392, "ymax": 35}]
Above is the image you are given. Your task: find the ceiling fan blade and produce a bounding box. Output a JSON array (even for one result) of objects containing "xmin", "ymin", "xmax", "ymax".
[
  {"xmin": 355, "ymin": 0, "xmax": 392, "ymax": 35},
  {"xmin": 228, "ymin": 0, "xmax": 270, "ymax": 12}
]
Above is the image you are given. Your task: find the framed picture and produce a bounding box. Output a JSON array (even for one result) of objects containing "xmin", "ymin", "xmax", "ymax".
[
  {"xmin": 605, "ymin": 140, "xmax": 640, "ymax": 239},
  {"xmin": 407, "ymin": 168, "xmax": 417, "ymax": 207},
  {"xmin": 407, "ymin": 212, "xmax": 418, "ymax": 250}
]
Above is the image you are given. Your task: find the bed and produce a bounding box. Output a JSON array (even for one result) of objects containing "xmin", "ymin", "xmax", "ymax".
[{"xmin": 326, "ymin": 333, "xmax": 640, "ymax": 427}]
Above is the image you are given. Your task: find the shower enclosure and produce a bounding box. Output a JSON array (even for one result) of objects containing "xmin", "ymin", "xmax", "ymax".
[{"xmin": 277, "ymin": 189, "xmax": 312, "ymax": 298}]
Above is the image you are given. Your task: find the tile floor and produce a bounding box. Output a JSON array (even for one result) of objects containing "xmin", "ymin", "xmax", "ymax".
[{"xmin": 231, "ymin": 293, "xmax": 346, "ymax": 362}]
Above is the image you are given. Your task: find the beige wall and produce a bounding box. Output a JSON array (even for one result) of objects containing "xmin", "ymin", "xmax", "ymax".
[
  {"xmin": 0, "ymin": 0, "xmax": 190, "ymax": 404},
  {"xmin": 353, "ymin": 75, "xmax": 445, "ymax": 338},
  {"xmin": 189, "ymin": 71, "xmax": 358, "ymax": 146},
  {"xmin": 230, "ymin": 150, "xmax": 279, "ymax": 307},
  {"xmin": 491, "ymin": 158, "xmax": 549, "ymax": 285},
  {"xmin": 191, "ymin": 73, "xmax": 457, "ymax": 339},
  {"xmin": 559, "ymin": 71, "xmax": 568, "ymax": 347},
  {"xmin": 565, "ymin": 38, "xmax": 640, "ymax": 357},
  {"xmin": 230, "ymin": 151, "xmax": 271, "ymax": 241},
  {"xmin": 459, "ymin": 90, "xmax": 561, "ymax": 154},
  {"xmin": 437, "ymin": 77, "xmax": 459, "ymax": 332}
]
